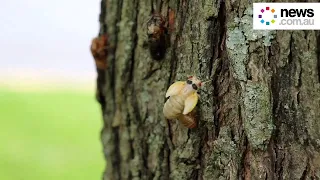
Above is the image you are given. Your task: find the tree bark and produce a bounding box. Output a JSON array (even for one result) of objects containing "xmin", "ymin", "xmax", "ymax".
[{"xmin": 95, "ymin": 0, "xmax": 320, "ymax": 179}]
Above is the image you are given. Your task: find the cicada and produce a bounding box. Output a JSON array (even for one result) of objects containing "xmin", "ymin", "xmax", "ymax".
[{"xmin": 163, "ymin": 76, "xmax": 204, "ymax": 128}]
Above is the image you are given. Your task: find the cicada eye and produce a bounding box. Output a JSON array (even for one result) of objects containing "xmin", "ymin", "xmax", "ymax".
[
  {"xmin": 188, "ymin": 76, "xmax": 193, "ymax": 79},
  {"xmin": 187, "ymin": 80, "xmax": 192, "ymax": 84},
  {"xmin": 192, "ymin": 84, "xmax": 198, "ymax": 90}
]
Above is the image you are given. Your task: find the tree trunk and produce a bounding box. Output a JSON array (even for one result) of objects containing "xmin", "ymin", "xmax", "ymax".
[{"xmin": 94, "ymin": 0, "xmax": 320, "ymax": 179}]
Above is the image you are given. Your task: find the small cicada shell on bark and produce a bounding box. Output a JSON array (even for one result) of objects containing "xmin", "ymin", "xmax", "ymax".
[
  {"xmin": 90, "ymin": 34, "xmax": 108, "ymax": 70},
  {"xmin": 146, "ymin": 13, "xmax": 168, "ymax": 61},
  {"xmin": 90, "ymin": 34, "xmax": 108, "ymax": 107},
  {"xmin": 163, "ymin": 76, "xmax": 204, "ymax": 128}
]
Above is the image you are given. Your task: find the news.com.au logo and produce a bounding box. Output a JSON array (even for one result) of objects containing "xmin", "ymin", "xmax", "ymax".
[{"xmin": 253, "ymin": 3, "xmax": 319, "ymax": 30}]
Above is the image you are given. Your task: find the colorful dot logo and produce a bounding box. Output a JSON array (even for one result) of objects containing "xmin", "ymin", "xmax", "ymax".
[{"xmin": 258, "ymin": 7, "xmax": 277, "ymax": 25}]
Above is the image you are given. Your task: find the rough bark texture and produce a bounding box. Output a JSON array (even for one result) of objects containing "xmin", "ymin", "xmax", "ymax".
[{"xmin": 95, "ymin": 0, "xmax": 320, "ymax": 179}]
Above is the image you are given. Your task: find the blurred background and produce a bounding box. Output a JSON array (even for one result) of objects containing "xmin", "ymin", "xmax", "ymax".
[{"xmin": 0, "ymin": 0, "xmax": 104, "ymax": 179}]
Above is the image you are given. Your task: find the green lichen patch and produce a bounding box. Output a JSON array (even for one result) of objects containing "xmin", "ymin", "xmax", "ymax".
[
  {"xmin": 226, "ymin": 7, "xmax": 275, "ymax": 81},
  {"xmin": 226, "ymin": 27, "xmax": 248, "ymax": 81},
  {"xmin": 243, "ymin": 82, "xmax": 273, "ymax": 150},
  {"xmin": 241, "ymin": 7, "xmax": 275, "ymax": 46},
  {"xmin": 203, "ymin": 127, "xmax": 239, "ymax": 179}
]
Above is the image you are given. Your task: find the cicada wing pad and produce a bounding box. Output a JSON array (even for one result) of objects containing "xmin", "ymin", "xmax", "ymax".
[
  {"xmin": 177, "ymin": 110, "xmax": 197, "ymax": 129},
  {"xmin": 165, "ymin": 81, "xmax": 186, "ymax": 98},
  {"xmin": 183, "ymin": 92, "xmax": 198, "ymax": 115}
]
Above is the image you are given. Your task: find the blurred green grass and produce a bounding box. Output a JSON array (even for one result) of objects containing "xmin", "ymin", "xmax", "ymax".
[{"xmin": 0, "ymin": 87, "xmax": 104, "ymax": 180}]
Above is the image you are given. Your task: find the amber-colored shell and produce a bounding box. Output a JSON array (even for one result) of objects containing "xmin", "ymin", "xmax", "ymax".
[
  {"xmin": 177, "ymin": 113, "xmax": 197, "ymax": 128},
  {"xmin": 90, "ymin": 34, "xmax": 108, "ymax": 70}
]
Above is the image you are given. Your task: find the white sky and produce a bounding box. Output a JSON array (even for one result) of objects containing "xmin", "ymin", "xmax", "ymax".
[{"xmin": 0, "ymin": 0, "xmax": 101, "ymax": 87}]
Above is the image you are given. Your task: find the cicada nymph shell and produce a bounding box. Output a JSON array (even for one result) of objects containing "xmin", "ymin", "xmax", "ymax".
[
  {"xmin": 90, "ymin": 34, "xmax": 108, "ymax": 70},
  {"xmin": 146, "ymin": 13, "xmax": 168, "ymax": 60}
]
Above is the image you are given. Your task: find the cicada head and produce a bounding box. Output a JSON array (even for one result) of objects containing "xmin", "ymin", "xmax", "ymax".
[
  {"xmin": 183, "ymin": 76, "xmax": 202, "ymax": 95},
  {"xmin": 187, "ymin": 76, "xmax": 202, "ymax": 88}
]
